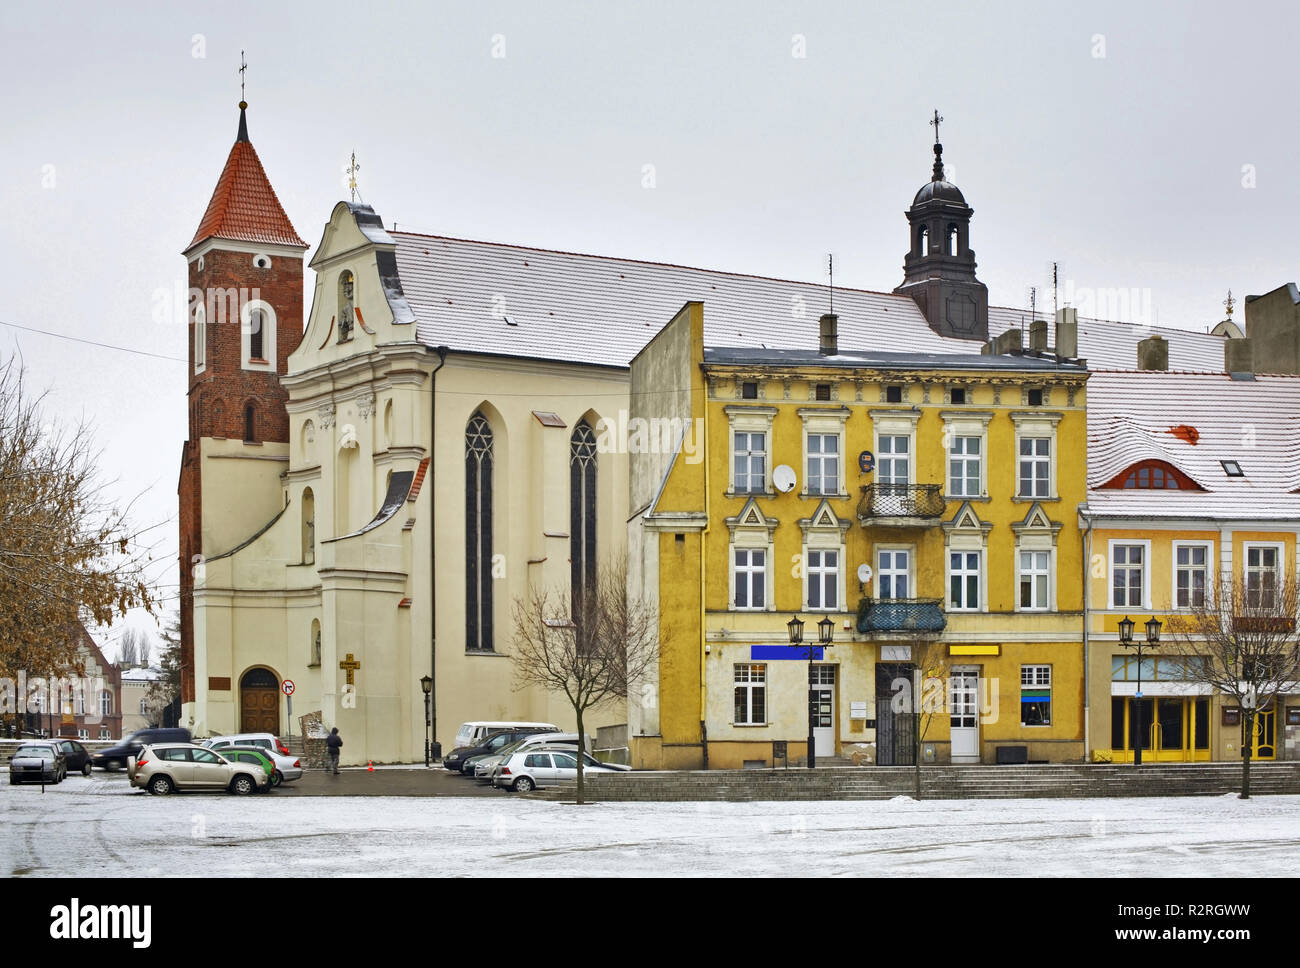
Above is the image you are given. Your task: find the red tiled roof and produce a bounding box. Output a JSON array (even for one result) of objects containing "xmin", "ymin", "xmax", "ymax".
[{"xmin": 186, "ymin": 120, "xmax": 306, "ymax": 251}]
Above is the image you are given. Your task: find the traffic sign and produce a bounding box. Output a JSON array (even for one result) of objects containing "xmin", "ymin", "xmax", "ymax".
[{"xmin": 281, "ymin": 679, "xmax": 295, "ymax": 696}]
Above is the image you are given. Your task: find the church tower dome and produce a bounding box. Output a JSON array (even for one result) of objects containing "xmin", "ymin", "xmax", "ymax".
[{"xmin": 894, "ymin": 113, "xmax": 989, "ymax": 341}]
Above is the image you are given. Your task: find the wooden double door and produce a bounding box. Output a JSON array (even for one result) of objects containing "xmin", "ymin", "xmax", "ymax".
[{"xmin": 239, "ymin": 668, "xmax": 280, "ymax": 735}]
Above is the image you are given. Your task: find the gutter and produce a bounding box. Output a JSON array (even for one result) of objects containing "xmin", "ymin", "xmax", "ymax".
[
  {"xmin": 1080, "ymin": 503, "xmax": 1093, "ymax": 762},
  {"xmin": 429, "ymin": 345, "xmax": 449, "ymax": 751}
]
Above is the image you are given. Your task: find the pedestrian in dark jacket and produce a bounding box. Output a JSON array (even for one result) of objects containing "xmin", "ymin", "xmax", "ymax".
[{"xmin": 326, "ymin": 727, "xmax": 342, "ymax": 775}]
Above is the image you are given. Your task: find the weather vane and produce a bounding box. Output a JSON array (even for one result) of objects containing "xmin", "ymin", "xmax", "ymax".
[
  {"xmin": 347, "ymin": 150, "xmax": 361, "ymax": 203},
  {"xmin": 1224, "ymin": 289, "xmax": 1235, "ymax": 318}
]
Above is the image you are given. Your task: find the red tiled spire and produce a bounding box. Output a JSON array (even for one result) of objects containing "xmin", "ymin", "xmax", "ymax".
[{"xmin": 186, "ymin": 103, "xmax": 307, "ymax": 252}]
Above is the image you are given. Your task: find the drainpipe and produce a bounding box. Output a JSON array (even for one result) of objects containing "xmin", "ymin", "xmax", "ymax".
[
  {"xmin": 1081, "ymin": 506, "xmax": 1093, "ymax": 762},
  {"xmin": 429, "ymin": 345, "xmax": 449, "ymax": 756},
  {"xmin": 700, "ymin": 365, "xmax": 711, "ymax": 770}
]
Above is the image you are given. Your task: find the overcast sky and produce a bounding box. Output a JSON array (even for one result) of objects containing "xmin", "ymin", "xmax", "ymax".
[{"xmin": 3, "ymin": 1, "xmax": 1298, "ymax": 655}]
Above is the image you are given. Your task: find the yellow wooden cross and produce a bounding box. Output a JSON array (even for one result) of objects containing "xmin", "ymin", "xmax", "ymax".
[{"xmin": 340, "ymin": 653, "xmax": 361, "ymax": 685}]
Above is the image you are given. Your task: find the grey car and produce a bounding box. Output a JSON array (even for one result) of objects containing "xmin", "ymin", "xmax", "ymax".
[{"xmin": 9, "ymin": 743, "xmax": 67, "ymax": 784}]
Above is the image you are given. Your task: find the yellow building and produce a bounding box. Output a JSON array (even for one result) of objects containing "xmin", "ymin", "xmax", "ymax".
[
  {"xmin": 628, "ymin": 302, "xmax": 1091, "ymax": 768},
  {"xmin": 1083, "ymin": 362, "xmax": 1300, "ymax": 763}
]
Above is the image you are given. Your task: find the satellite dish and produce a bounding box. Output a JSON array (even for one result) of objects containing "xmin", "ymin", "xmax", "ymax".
[
  {"xmin": 857, "ymin": 563, "xmax": 873, "ymax": 584},
  {"xmin": 773, "ymin": 464, "xmax": 797, "ymax": 493}
]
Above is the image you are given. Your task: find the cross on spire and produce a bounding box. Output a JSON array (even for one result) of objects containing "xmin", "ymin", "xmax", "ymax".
[
  {"xmin": 239, "ymin": 51, "xmax": 247, "ymax": 103},
  {"xmin": 930, "ymin": 109, "xmax": 943, "ymax": 144},
  {"xmin": 347, "ymin": 151, "xmax": 362, "ymax": 203}
]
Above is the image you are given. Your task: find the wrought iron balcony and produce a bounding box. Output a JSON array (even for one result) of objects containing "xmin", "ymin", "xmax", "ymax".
[
  {"xmin": 857, "ymin": 483, "xmax": 946, "ymax": 526},
  {"xmin": 856, "ymin": 597, "xmax": 946, "ymax": 635}
]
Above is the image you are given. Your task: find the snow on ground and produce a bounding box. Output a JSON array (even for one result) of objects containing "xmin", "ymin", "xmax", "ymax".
[{"xmin": 4, "ymin": 778, "xmax": 1300, "ymax": 877}]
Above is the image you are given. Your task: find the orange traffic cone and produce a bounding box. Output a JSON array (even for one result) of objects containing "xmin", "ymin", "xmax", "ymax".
[{"xmin": 367, "ymin": 760, "xmax": 374, "ymax": 772}]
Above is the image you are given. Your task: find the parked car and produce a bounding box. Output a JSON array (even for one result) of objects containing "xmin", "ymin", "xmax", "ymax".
[
  {"xmin": 492, "ymin": 746, "xmax": 623, "ymax": 793},
  {"xmin": 9, "ymin": 743, "xmax": 67, "ymax": 784},
  {"xmin": 94, "ymin": 728, "xmax": 192, "ymax": 771},
  {"xmin": 451, "ymin": 721, "xmax": 560, "ymax": 751},
  {"xmin": 470, "ymin": 732, "xmax": 588, "ymax": 782},
  {"xmin": 202, "ymin": 736, "xmax": 302, "ymax": 785},
  {"xmin": 444, "ymin": 727, "xmax": 561, "ymax": 774},
  {"xmin": 213, "ymin": 747, "xmax": 277, "ymax": 792},
  {"xmin": 53, "ymin": 739, "xmax": 93, "ymax": 776},
  {"xmin": 203, "ymin": 732, "xmax": 291, "ymax": 757},
  {"xmin": 128, "ymin": 743, "xmax": 268, "ymax": 796}
]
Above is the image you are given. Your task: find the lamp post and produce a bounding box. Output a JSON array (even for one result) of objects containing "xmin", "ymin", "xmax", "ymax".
[
  {"xmin": 419, "ymin": 675, "xmax": 432, "ymax": 768},
  {"xmin": 1119, "ymin": 616, "xmax": 1162, "ymax": 766}
]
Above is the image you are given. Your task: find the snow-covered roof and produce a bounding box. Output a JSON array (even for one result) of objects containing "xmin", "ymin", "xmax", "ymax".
[
  {"xmin": 120, "ymin": 667, "xmax": 163, "ymax": 683},
  {"xmin": 391, "ymin": 231, "xmax": 1228, "ymax": 371},
  {"xmin": 1086, "ymin": 370, "xmax": 1300, "ymax": 519}
]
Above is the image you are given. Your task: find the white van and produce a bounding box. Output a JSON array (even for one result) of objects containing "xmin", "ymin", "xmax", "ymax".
[{"xmin": 453, "ymin": 721, "xmax": 560, "ymax": 749}]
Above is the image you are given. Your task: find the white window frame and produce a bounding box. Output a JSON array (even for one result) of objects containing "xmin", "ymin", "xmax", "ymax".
[
  {"xmin": 732, "ymin": 547, "xmax": 768, "ymax": 611},
  {"xmin": 805, "ymin": 548, "xmax": 841, "ymax": 612},
  {"xmin": 876, "ymin": 546, "xmax": 913, "ymax": 600},
  {"xmin": 1017, "ymin": 436, "xmax": 1051, "ymax": 498},
  {"xmin": 876, "ymin": 433, "xmax": 912, "ymax": 487},
  {"xmin": 1172, "ymin": 541, "xmax": 1213, "ymax": 610},
  {"xmin": 871, "ymin": 410, "xmax": 921, "ymax": 488},
  {"xmin": 799, "ymin": 407, "xmax": 849, "ymax": 498},
  {"xmin": 947, "ymin": 549, "xmax": 983, "ymax": 612},
  {"xmin": 1244, "ymin": 541, "xmax": 1285, "ymax": 610},
  {"xmin": 1017, "ymin": 548, "xmax": 1053, "ymax": 612},
  {"xmin": 1109, "ymin": 539, "xmax": 1151, "ymax": 610},
  {"xmin": 805, "ymin": 433, "xmax": 841, "ymax": 497},
  {"xmin": 193, "ymin": 304, "xmax": 206, "ymax": 373},
  {"xmin": 100, "ymin": 691, "xmax": 112, "ymax": 716},
  {"xmin": 77, "ymin": 729, "xmax": 89, "ymax": 740},
  {"xmin": 1011, "ymin": 412, "xmax": 1062, "ymax": 501},
  {"xmin": 1020, "ymin": 664, "xmax": 1052, "ymax": 727},
  {"xmin": 240, "ymin": 298, "xmax": 277, "ymax": 372},
  {"xmin": 734, "ymin": 663, "xmax": 767, "ymax": 726},
  {"xmin": 725, "ymin": 406, "xmax": 777, "ymax": 496},
  {"xmin": 941, "ymin": 411, "xmax": 992, "ymax": 499}
]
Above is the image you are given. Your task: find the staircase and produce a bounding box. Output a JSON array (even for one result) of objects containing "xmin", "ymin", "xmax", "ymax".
[{"xmin": 531, "ymin": 762, "xmax": 1300, "ymax": 802}]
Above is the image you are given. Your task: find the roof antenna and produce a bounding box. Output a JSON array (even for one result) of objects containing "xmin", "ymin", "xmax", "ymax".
[
  {"xmin": 1052, "ymin": 262, "xmax": 1058, "ymax": 319},
  {"xmin": 1028, "ymin": 287, "xmax": 1037, "ymax": 338},
  {"xmin": 828, "ymin": 253, "xmax": 834, "ymax": 314}
]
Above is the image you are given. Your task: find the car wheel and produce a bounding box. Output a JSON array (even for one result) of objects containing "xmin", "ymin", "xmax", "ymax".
[
  {"xmin": 230, "ymin": 774, "xmax": 255, "ymax": 796},
  {"xmin": 512, "ymin": 776, "xmax": 535, "ymax": 793},
  {"xmin": 82, "ymin": 762, "xmax": 92, "ymax": 777},
  {"xmin": 106, "ymin": 758, "xmax": 124, "ymax": 772},
  {"xmin": 271, "ymin": 770, "xmax": 282, "ymax": 787},
  {"xmin": 148, "ymin": 775, "xmax": 173, "ymax": 796}
]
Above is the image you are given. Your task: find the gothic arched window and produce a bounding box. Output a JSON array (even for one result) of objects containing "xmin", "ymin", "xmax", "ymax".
[
  {"xmin": 466, "ymin": 412, "xmax": 494, "ymax": 651},
  {"xmin": 249, "ymin": 308, "xmax": 265, "ymax": 360},
  {"xmin": 194, "ymin": 305, "xmax": 206, "ymax": 372},
  {"xmin": 570, "ymin": 420, "xmax": 598, "ymax": 615},
  {"xmin": 244, "ymin": 403, "xmax": 256, "ymax": 443}
]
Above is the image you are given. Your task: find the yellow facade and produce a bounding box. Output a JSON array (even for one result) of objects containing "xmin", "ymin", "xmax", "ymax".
[
  {"xmin": 630, "ymin": 305, "xmax": 1090, "ymax": 768},
  {"xmin": 1085, "ymin": 523, "xmax": 1298, "ymax": 763}
]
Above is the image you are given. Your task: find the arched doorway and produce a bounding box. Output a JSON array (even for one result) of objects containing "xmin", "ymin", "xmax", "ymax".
[{"xmin": 239, "ymin": 668, "xmax": 280, "ymax": 734}]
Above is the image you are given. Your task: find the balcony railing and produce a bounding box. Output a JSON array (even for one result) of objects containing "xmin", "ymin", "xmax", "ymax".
[
  {"xmin": 857, "ymin": 597, "xmax": 947, "ymax": 635},
  {"xmin": 857, "ymin": 483, "xmax": 946, "ymax": 524}
]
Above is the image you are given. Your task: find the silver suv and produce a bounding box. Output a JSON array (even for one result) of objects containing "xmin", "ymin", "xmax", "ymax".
[{"xmin": 129, "ymin": 743, "xmax": 269, "ymax": 796}]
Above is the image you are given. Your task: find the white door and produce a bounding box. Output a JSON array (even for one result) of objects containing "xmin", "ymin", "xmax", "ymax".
[
  {"xmin": 810, "ymin": 664, "xmax": 836, "ymax": 758},
  {"xmin": 949, "ymin": 667, "xmax": 980, "ymax": 763}
]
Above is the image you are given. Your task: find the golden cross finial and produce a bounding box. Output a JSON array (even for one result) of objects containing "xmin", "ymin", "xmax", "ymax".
[
  {"xmin": 930, "ymin": 109, "xmax": 943, "ymax": 144},
  {"xmin": 339, "ymin": 652, "xmax": 361, "ymax": 686},
  {"xmin": 347, "ymin": 150, "xmax": 361, "ymax": 203},
  {"xmin": 239, "ymin": 51, "xmax": 247, "ymax": 103},
  {"xmin": 1224, "ymin": 289, "xmax": 1235, "ymax": 318}
]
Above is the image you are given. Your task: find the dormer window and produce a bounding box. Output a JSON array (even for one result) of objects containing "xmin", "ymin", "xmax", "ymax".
[
  {"xmin": 338, "ymin": 270, "xmax": 355, "ymax": 342},
  {"xmin": 1101, "ymin": 460, "xmax": 1200, "ymax": 490}
]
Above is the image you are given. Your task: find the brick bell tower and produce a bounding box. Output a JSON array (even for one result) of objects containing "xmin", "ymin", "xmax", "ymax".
[{"xmin": 178, "ymin": 99, "xmax": 307, "ymax": 723}]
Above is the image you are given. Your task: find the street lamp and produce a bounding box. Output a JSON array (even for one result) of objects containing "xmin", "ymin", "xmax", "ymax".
[
  {"xmin": 1119, "ymin": 616, "xmax": 1162, "ymax": 766},
  {"xmin": 419, "ymin": 675, "xmax": 433, "ymax": 768}
]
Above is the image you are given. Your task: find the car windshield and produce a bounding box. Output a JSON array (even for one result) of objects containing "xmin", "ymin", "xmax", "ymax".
[{"xmin": 14, "ymin": 746, "xmax": 53, "ymax": 758}]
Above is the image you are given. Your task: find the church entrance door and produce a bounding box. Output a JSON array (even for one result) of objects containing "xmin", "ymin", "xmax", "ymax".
[{"xmin": 240, "ymin": 668, "xmax": 280, "ymax": 735}]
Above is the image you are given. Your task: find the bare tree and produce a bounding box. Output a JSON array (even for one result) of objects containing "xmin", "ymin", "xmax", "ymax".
[
  {"xmin": 0, "ymin": 355, "xmax": 156, "ymax": 682},
  {"xmin": 146, "ymin": 613, "xmax": 181, "ymax": 727},
  {"xmin": 511, "ymin": 561, "xmax": 657, "ymax": 804},
  {"xmin": 1165, "ymin": 573, "xmax": 1300, "ymax": 799},
  {"xmin": 117, "ymin": 627, "xmax": 151, "ymax": 668},
  {"xmin": 890, "ymin": 634, "xmax": 950, "ymax": 799}
]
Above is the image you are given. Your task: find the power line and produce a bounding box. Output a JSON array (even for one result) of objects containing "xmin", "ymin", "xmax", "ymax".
[{"xmin": 0, "ymin": 319, "xmax": 185, "ymax": 363}]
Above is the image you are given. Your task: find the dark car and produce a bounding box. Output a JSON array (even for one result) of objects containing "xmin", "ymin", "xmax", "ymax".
[
  {"xmin": 443, "ymin": 728, "xmax": 560, "ymax": 774},
  {"xmin": 9, "ymin": 743, "xmax": 67, "ymax": 784},
  {"xmin": 53, "ymin": 739, "xmax": 93, "ymax": 776},
  {"xmin": 93, "ymin": 727, "xmax": 192, "ymax": 771}
]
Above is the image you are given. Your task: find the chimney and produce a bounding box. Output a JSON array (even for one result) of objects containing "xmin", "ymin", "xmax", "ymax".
[
  {"xmin": 1055, "ymin": 308, "xmax": 1078, "ymax": 360},
  {"xmin": 993, "ymin": 328, "xmax": 1023, "ymax": 355},
  {"xmin": 1029, "ymin": 319, "xmax": 1048, "ymax": 352},
  {"xmin": 819, "ymin": 313, "xmax": 838, "ymax": 356},
  {"xmin": 1137, "ymin": 334, "xmax": 1168, "ymax": 371},
  {"xmin": 1225, "ymin": 337, "xmax": 1255, "ymax": 378}
]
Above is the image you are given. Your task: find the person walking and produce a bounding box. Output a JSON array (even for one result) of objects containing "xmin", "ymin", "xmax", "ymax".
[{"xmin": 326, "ymin": 726, "xmax": 342, "ymax": 775}]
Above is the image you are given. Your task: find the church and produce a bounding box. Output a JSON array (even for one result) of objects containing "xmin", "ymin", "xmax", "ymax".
[{"xmin": 179, "ymin": 99, "xmax": 1229, "ymax": 765}]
